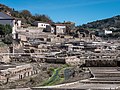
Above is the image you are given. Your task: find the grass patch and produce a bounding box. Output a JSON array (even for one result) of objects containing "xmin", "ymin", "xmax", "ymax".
[
  {"xmin": 40, "ymin": 65, "xmax": 70, "ymax": 86},
  {"xmin": 42, "ymin": 68, "xmax": 61, "ymax": 86}
]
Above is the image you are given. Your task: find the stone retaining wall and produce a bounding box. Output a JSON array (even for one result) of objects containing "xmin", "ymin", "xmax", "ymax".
[{"xmin": 85, "ymin": 59, "xmax": 117, "ymax": 67}]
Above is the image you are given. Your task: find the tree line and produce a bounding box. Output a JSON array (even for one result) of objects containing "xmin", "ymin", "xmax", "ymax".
[
  {"xmin": 11, "ymin": 10, "xmax": 53, "ymax": 24},
  {"xmin": 0, "ymin": 4, "xmax": 53, "ymax": 25}
]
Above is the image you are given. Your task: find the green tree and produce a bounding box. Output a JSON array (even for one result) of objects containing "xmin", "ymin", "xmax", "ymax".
[
  {"xmin": 33, "ymin": 14, "xmax": 53, "ymax": 24},
  {"xmin": 0, "ymin": 24, "xmax": 12, "ymax": 44},
  {"xmin": 20, "ymin": 10, "xmax": 32, "ymax": 17},
  {"xmin": 0, "ymin": 24, "xmax": 5, "ymax": 35},
  {"xmin": 4, "ymin": 24, "xmax": 12, "ymax": 35},
  {"xmin": 0, "ymin": 24, "xmax": 12, "ymax": 35}
]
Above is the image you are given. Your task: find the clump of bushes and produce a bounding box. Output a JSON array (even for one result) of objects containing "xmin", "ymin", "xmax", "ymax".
[{"xmin": 0, "ymin": 24, "xmax": 12, "ymax": 44}]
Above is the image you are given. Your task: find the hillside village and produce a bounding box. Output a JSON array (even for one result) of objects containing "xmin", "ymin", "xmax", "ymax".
[{"xmin": 0, "ymin": 4, "xmax": 120, "ymax": 90}]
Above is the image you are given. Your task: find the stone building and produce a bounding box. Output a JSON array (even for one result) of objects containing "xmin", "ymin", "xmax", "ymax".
[
  {"xmin": 0, "ymin": 64, "xmax": 38, "ymax": 82},
  {"xmin": 65, "ymin": 56, "xmax": 85, "ymax": 66}
]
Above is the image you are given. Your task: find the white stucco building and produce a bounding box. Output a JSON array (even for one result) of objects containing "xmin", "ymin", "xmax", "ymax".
[
  {"xmin": 98, "ymin": 29, "xmax": 112, "ymax": 36},
  {"xmin": 33, "ymin": 21, "xmax": 50, "ymax": 28},
  {"xmin": 105, "ymin": 30, "xmax": 112, "ymax": 35},
  {"xmin": 38, "ymin": 22, "xmax": 50, "ymax": 28}
]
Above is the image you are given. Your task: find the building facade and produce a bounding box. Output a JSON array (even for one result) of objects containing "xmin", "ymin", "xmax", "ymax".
[
  {"xmin": 33, "ymin": 21, "xmax": 50, "ymax": 28},
  {"xmin": 0, "ymin": 64, "xmax": 38, "ymax": 82}
]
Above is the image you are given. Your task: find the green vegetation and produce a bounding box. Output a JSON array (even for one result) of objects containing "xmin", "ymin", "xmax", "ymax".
[
  {"xmin": 0, "ymin": 24, "xmax": 12, "ymax": 44},
  {"xmin": 79, "ymin": 15, "xmax": 120, "ymax": 29},
  {"xmin": 2, "ymin": 34, "xmax": 13, "ymax": 44},
  {"xmin": 41, "ymin": 68, "xmax": 62, "ymax": 86},
  {"xmin": 0, "ymin": 4, "xmax": 53, "ymax": 25},
  {"xmin": 41, "ymin": 65, "xmax": 69, "ymax": 86},
  {"xmin": 0, "ymin": 24, "xmax": 12, "ymax": 35},
  {"xmin": 77, "ymin": 15, "xmax": 120, "ymax": 38}
]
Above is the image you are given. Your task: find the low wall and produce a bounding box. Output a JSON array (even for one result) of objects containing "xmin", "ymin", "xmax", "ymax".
[
  {"xmin": 85, "ymin": 59, "xmax": 117, "ymax": 67},
  {"xmin": 31, "ymin": 88, "xmax": 86, "ymax": 90},
  {"xmin": 45, "ymin": 58, "xmax": 65, "ymax": 64}
]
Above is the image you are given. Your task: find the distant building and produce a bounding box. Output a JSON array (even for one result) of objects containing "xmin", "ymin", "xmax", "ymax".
[
  {"xmin": 98, "ymin": 29, "xmax": 112, "ymax": 36},
  {"xmin": 52, "ymin": 21, "xmax": 75, "ymax": 35},
  {"xmin": 104, "ymin": 30, "xmax": 112, "ymax": 35},
  {"xmin": 52, "ymin": 24, "xmax": 66, "ymax": 35},
  {"xmin": 63, "ymin": 21, "xmax": 75, "ymax": 34},
  {"xmin": 33, "ymin": 21, "xmax": 50, "ymax": 28}
]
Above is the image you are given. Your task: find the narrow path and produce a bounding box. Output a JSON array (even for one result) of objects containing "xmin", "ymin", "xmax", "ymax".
[{"xmin": 42, "ymin": 68, "xmax": 61, "ymax": 86}]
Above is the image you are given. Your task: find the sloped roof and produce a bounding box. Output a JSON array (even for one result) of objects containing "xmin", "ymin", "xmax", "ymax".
[{"xmin": 0, "ymin": 12, "xmax": 14, "ymax": 20}]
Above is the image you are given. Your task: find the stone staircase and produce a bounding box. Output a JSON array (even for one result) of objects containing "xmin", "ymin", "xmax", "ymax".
[{"xmin": 80, "ymin": 67, "xmax": 120, "ymax": 84}]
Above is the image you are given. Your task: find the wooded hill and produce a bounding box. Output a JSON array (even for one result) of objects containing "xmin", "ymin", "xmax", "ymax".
[
  {"xmin": 79, "ymin": 15, "xmax": 120, "ymax": 30},
  {"xmin": 0, "ymin": 4, "xmax": 53, "ymax": 25}
]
